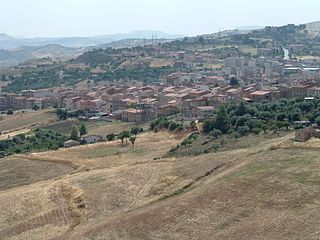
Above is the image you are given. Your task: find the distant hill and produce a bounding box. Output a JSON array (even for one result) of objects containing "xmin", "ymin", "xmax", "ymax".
[
  {"xmin": 306, "ymin": 21, "xmax": 320, "ymax": 32},
  {"xmin": 0, "ymin": 31, "xmax": 184, "ymax": 50},
  {"xmin": 0, "ymin": 33, "xmax": 14, "ymax": 41},
  {"xmin": 0, "ymin": 44, "xmax": 83, "ymax": 68},
  {"xmin": 88, "ymin": 38, "xmax": 174, "ymax": 50},
  {"xmin": 0, "ymin": 38, "xmax": 177, "ymax": 68},
  {"xmin": 202, "ymin": 29, "xmax": 254, "ymax": 39},
  {"xmin": 235, "ymin": 25, "xmax": 265, "ymax": 31},
  {"xmin": 0, "ymin": 31, "xmax": 182, "ymax": 67}
]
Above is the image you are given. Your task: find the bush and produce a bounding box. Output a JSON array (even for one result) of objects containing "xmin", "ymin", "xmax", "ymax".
[
  {"xmin": 150, "ymin": 118, "xmax": 183, "ymax": 133},
  {"xmin": 175, "ymin": 125, "xmax": 184, "ymax": 132},
  {"xmin": 181, "ymin": 139, "xmax": 191, "ymax": 147},
  {"xmin": 316, "ymin": 116, "xmax": 320, "ymax": 126},
  {"xmin": 212, "ymin": 143, "xmax": 220, "ymax": 152},
  {"xmin": 106, "ymin": 133, "xmax": 115, "ymax": 141},
  {"xmin": 7, "ymin": 109, "xmax": 13, "ymax": 115},
  {"xmin": 203, "ymin": 119, "xmax": 215, "ymax": 133},
  {"xmin": 252, "ymin": 128, "xmax": 262, "ymax": 135},
  {"xmin": 237, "ymin": 126, "xmax": 250, "ymax": 136},
  {"xmin": 209, "ymin": 129, "xmax": 222, "ymax": 139},
  {"xmin": 131, "ymin": 127, "xmax": 140, "ymax": 135},
  {"xmin": 168, "ymin": 122, "xmax": 178, "ymax": 131},
  {"xmin": 0, "ymin": 129, "xmax": 67, "ymax": 156},
  {"xmin": 276, "ymin": 113, "xmax": 286, "ymax": 121}
]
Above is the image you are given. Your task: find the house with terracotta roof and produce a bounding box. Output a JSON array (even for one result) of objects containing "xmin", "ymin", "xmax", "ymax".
[
  {"xmin": 226, "ymin": 88, "xmax": 241, "ymax": 101},
  {"xmin": 121, "ymin": 108, "xmax": 143, "ymax": 122},
  {"xmin": 250, "ymin": 90, "xmax": 272, "ymax": 102},
  {"xmin": 157, "ymin": 105, "xmax": 179, "ymax": 117}
]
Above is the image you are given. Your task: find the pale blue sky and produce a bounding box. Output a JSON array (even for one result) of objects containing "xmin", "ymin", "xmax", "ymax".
[{"xmin": 1, "ymin": 0, "xmax": 319, "ymax": 37}]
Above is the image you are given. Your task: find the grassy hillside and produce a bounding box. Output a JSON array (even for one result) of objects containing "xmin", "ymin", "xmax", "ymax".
[
  {"xmin": 0, "ymin": 130, "xmax": 320, "ymax": 239},
  {"xmin": 0, "ymin": 109, "xmax": 58, "ymax": 133}
]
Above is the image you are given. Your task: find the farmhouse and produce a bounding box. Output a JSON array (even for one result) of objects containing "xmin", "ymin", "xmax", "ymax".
[
  {"xmin": 121, "ymin": 108, "xmax": 143, "ymax": 122},
  {"xmin": 250, "ymin": 90, "xmax": 272, "ymax": 102},
  {"xmin": 64, "ymin": 140, "xmax": 80, "ymax": 148},
  {"xmin": 82, "ymin": 134, "xmax": 102, "ymax": 144},
  {"xmin": 295, "ymin": 127, "xmax": 320, "ymax": 142},
  {"xmin": 157, "ymin": 105, "xmax": 178, "ymax": 117}
]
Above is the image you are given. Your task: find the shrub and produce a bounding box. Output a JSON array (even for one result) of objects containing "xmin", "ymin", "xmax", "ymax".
[
  {"xmin": 130, "ymin": 127, "xmax": 140, "ymax": 135},
  {"xmin": 175, "ymin": 125, "xmax": 184, "ymax": 132},
  {"xmin": 106, "ymin": 133, "xmax": 115, "ymax": 141},
  {"xmin": 209, "ymin": 129, "xmax": 222, "ymax": 139},
  {"xmin": 237, "ymin": 126, "xmax": 250, "ymax": 136},
  {"xmin": 6, "ymin": 109, "xmax": 13, "ymax": 115},
  {"xmin": 252, "ymin": 128, "xmax": 262, "ymax": 135},
  {"xmin": 181, "ymin": 139, "xmax": 191, "ymax": 147}
]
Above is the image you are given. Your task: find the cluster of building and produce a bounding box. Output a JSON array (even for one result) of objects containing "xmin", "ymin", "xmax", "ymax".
[
  {"xmin": 3, "ymin": 77, "xmax": 319, "ymax": 123},
  {"xmin": 0, "ymin": 90, "xmax": 59, "ymax": 111},
  {"xmin": 2, "ymin": 45, "xmax": 320, "ymax": 123},
  {"xmin": 2, "ymin": 70, "xmax": 320, "ymax": 122}
]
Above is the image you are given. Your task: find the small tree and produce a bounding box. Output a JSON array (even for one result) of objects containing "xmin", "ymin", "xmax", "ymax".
[
  {"xmin": 131, "ymin": 126, "xmax": 140, "ymax": 135},
  {"xmin": 7, "ymin": 109, "xmax": 13, "ymax": 115},
  {"xmin": 215, "ymin": 105, "xmax": 229, "ymax": 134},
  {"xmin": 122, "ymin": 130, "xmax": 130, "ymax": 145},
  {"xmin": 79, "ymin": 124, "xmax": 87, "ymax": 136},
  {"xmin": 236, "ymin": 102, "xmax": 246, "ymax": 116},
  {"xmin": 229, "ymin": 76, "xmax": 239, "ymax": 86},
  {"xmin": 316, "ymin": 116, "xmax": 320, "ymax": 127},
  {"xmin": 56, "ymin": 108, "xmax": 68, "ymax": 120},
  {"xmin": 70, "ymin": 126, "xmax": 79, "ymax": 141},
  {"xmin": 32, "ymin": 104, "xmax": 40, "ymax": 111},
  {"xmin": 190, "ymin": 120, "xmax": 197, "ymax": 131},
  {"xmin": 276, "ymin": 112, "xmax": 286, "ymax": 121},
  {"xmin": 203, "ymin": 119, "xmax": 215, "ymax": 133},
  {"xmin": 106, "ymin": 133, "xmax": 115, "ymax": 141},
  {"xmin": 118, "ymin": 132, "xmax": 125, "ymax": 145},
  {"xmin": 129, "ymin": 135, "xmax": 136, "ymax": 147},
  {"xmin": 210, "ymin": 129, "xmax": 222, "ymax": 139}
]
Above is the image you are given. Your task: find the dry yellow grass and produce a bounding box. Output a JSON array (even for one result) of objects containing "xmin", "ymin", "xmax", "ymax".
[
  {"xmin": 1, "ymin": 132, "xmax": 320, "ymax": 239},
  {"xmin": 0, "ymin": 128, "xmax": 31, "ymax": 140},
  {"xmin": 148, "ymin": 58, "xmax": 174, "ymax": 68},
  {"xmin": 0, "ymin": 131, "xmax": 188, "ymax": 239},
  {"xmin": 23, "ymin": 131, "xmax": 182, "ymax": 170},
  {"xmin": 0, "ymin": 109, "xmax": 58, "ymax": 133}
]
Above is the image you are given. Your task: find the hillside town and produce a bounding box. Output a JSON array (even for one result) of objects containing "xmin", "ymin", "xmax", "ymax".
[{"xmin": 1, "ymin": 51, "xmax": 320, "ymax": 123}]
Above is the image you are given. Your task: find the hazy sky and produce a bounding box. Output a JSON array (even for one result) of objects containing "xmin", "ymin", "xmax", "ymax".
[{"xmin": 1, "ymin": 0, "xmax": 319, "ymax": 38}]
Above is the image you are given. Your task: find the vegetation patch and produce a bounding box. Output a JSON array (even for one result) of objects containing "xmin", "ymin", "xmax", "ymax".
[{"xmin": 0, "ymin": 128, "xmax": 67, "ymax": 157}]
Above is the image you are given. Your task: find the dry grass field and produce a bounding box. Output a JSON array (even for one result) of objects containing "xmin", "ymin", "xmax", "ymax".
[
  {"xmin": 43, "ymin": 119, "xmax": 147, "ymax": 136},
  {"xmin": 1, "ymin": 131, "xmax": 320, "ymax": 239},
  {"xmin": 0, "ymin": 109, "xmax": 58, "ymax": 134}
]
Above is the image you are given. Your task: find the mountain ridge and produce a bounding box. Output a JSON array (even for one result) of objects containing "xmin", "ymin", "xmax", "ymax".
[{"xmin": 0, "ymin": 30, "xmax": 184, "ymax": 50}]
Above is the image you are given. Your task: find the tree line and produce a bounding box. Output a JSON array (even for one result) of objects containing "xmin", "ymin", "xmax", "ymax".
[{"xmin": 202, "ymin": 97, "xmax": 320, "ymax": 138}]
